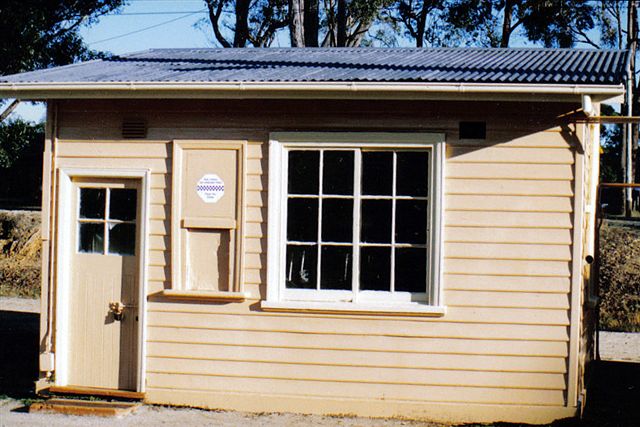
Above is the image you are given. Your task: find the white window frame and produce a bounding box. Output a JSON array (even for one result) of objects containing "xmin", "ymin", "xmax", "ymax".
[{"xmin": 264, "ymin": 132, "xmax": 445, "ymax": 315}]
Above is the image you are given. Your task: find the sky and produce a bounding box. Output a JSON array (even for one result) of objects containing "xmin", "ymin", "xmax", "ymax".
[{"xmin": 14, "ymin": 0, "xmax": 221, "ymax": 122}]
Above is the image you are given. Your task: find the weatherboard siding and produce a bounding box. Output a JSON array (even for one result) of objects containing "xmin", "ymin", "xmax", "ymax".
[{"xmin": 52, "ymin": 99, "xmax": 581, "ymax": 419}]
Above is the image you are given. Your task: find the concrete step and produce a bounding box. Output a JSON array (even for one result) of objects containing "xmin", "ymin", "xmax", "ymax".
[{"xmin": 29, "ymin": 398, "xmax": 140, "ymax": 417}]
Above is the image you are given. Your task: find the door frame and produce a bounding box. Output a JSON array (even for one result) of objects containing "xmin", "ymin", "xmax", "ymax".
[{"xmin": 55, "ymin": 167, "xmax": 150, "ymax": 392}]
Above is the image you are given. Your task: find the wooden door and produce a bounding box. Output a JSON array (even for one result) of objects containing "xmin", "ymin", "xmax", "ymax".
[{"xmin": 67, "ymin": 178, "xmax": 140, "ymax": 390}]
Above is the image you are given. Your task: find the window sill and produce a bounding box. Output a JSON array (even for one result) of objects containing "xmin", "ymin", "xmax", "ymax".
[
  {"xmin": 260, "ymin": 300, "xmax": 446, "ymax": 317},
  {"xmin": 159, "ymin": 290, "xmax": 249, "ymax": 302}
]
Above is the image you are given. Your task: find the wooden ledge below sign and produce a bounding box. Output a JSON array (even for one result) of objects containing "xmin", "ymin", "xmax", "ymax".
[{"xmin": 159, "ymin": 289, "xmax": 250, "ymax": 302}]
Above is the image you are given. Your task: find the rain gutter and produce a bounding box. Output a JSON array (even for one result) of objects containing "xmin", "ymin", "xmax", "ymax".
[{"xmin": 0, "ymin": 81, "xmax": 626, "ymax": 102}]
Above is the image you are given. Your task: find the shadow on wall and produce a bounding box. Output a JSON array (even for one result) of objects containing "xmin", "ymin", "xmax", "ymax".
[{"xmin": 0, "ymin": 309, "xmax": 39, "ymax": 397}]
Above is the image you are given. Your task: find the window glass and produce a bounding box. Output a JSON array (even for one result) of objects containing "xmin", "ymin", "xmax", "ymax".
[
  {"xmin": 285, "ymin": 245, "xmax": 317, "ymax": 289},
  {"xmin": 396, "ymin": 152, "xmax": 429, "ymax": 197},
  {"xmin": 109, "ymin": 189, "xmax": 137, "ymax": 221},
  {"xmin": 362, "ymin": 152, "xmax": 393, "ymax": 195},
  {"xmin": 395, "ymin": 200, "xmax": 428, "ymax": 244},
  {"xmin": 323, "ymin": 151, "xmax": 354, "ymax": 195},
  {"xmin": 287, "ymin": 198, "xmax": 318, "ymax": 242},
  {"xmin": 320, "ymin": 246, "xmax": 352, "ymax": 290},
  {"xmin": 361, "ymin": 199, "xmax": 392, "ymax": 243},
  {"xmin": 108, "ymin": 223, "xmax": 136, "ymax": 256},
  {"xmin": 79, "ymin": 188, "xmax": 105, "ymax": 219},
  {"xmin": 321, "ymin": 199, "xmax": 353, "ymax": 243},
  {"xmin": 78, "ymin": 223, "xmax": 104, "ymax": 253},
  {"xmin": 395, "ymin": 248, "xmax": 427, "ymax": 292},
  {"xmin": 280, "ymin": 145, "xmax": 435, "ymax": 302},
  {"xmin": 360, "ymin": 246, "xmax": 391, "ymax": 291},
  {"xmin": 288, "ymin": 151, "xmax": 319, "ymax": 195}
]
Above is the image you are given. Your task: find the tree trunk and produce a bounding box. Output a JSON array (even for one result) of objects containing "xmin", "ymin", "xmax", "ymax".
[
  {"xmin": 0, "ymin": 99, "xmax": 20, "ymax": 122},
  {"xmin": 234, "ymin": 0, "xmax": 250, "ymax": 47},
  {"xmin": 289, "ymin": 0, "xmax": 305, "ymax": 46},
  {"xmin": 205, "ymin": 0, "xmax": 231, "ymax": 48},
  {"xmin": 631, "ymin": 2, "xmax": 640, "ymax": 194},
  {"xmin": 304, "ymin": 0, "xmax": 319, "ymax": 46},
  {"xmin": 416, "ymin": 3, "xmax": 430, "ymax": 47},
  {"xmin": 337, "ymin": 0, "xmax": 348, "ymax": 46},
  {"xmin": 624, "ymin": 0, "xmax": 636, "ymax": 215},
  {"xmin": 500, "ymin": 0, "xmax": 515, "ymax": 47}
]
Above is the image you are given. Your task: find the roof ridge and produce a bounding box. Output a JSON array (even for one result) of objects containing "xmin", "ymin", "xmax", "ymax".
[{"xmin": 124, "ymin": 46, "xmax": 627, "ymax": 53}]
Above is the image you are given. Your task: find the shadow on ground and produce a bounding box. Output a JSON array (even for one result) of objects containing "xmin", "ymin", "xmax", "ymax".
[
  {"xmin": 577, "ymin": 360, "xmax": 640, "ymax": 427},
  {"xmin": 465, "ymin": 360, "xmax": 640, "ymax": 427},
  {"xmin": 0, "ymin": 309, "xmax": 39, "ymax": 398}
]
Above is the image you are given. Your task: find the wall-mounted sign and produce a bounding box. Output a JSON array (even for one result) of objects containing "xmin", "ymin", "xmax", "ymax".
[{"xmin": 196, "ymin": 174, "xmax": 225, "ymax": 203}]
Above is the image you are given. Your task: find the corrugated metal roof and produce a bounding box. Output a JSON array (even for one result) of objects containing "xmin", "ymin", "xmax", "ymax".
[{"xmin": 0, "ymin": 47, "xmax": 628, "ymax": 85}]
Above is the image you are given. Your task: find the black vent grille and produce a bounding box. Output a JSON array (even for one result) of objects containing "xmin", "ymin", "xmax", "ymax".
[{"xmin": 122, "ymin": 118, "xmax": 147, "ymax": 139}]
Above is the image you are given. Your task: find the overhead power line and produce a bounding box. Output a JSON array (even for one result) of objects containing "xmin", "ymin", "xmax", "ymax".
[
  {"xmin": 88, "ymin": 9, "xmax": 206, "ymax": 45},
  {"xmin": 107, "ymin": 11, "xmax": 207, "ymax": 16}
]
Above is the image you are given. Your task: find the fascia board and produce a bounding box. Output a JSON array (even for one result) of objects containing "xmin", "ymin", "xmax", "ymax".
[{"xmin": 0, "ymin": 81, "xmax": 625, "ymax": 103}]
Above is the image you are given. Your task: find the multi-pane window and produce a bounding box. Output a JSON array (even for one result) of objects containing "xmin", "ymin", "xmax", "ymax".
[
  {"xmin": 283, "ymin": 147, "xmax": 434, "ymax": 303},
  {"xmin": 77, "ymin": 188, "xmax": 137, "ymax": 256}
]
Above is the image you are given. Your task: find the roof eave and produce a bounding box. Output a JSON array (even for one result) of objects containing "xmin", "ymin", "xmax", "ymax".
[{"xmin": 0, "ymin": 81, "xmax": 625, "ymax": 103}]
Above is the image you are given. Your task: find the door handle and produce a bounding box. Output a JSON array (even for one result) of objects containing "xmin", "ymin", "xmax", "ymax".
[{"xmin": 108, "ymin": 301, "xmax": 126, "ymax": 321}]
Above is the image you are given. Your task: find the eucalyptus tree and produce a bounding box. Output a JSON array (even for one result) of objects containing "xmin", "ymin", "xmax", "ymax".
[{"xmin": 444, "ymin": 0, "xmax": 597, "ymax": 48}]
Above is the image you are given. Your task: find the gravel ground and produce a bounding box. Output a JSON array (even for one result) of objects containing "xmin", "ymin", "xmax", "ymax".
[
  {"xmin": 0, "ymin": 400, "xmax": 442, "ymax": 427},
  {"xmin": 1, "ymin": 297, "xmax": 638, "ymax": 426}
]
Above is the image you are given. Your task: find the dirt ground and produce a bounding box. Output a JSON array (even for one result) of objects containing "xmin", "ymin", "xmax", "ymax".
[
  {"xmin": 0, "ymin": 210, "xmax": 40, "ymax": 299},
  {"xmin": 598, "ymin": 221, "xmax": 640, "ymax": 332},
  {"xmin": 1, "ymin": 298, "xmax": 639, "ymax": 427}
]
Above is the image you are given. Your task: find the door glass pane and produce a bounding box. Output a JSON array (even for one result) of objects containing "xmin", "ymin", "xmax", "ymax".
[
  {"xmin": 395, "ymin": 200, "xmax": 428, "ymax": 244},
  {"xmin": 79, "ymin": 188, "xmax": 105, "ymax": 219},
  {"xmin": 320, "ymin": 245, "xmax": 352, "ymax": 290},
  {"xmin": 322, "ymin": 198, "xmax": 353, "ymax": 243},
  {"xmin": 285, "ymin": 245, "xmax": 317, "ymax": 289},
  {"xmin": 323, "ymin": 151, "xmax": 354, "ymax": 195},
  {"xmin": 287, "ymin": 198, "xmax": 318, "ymax": 242},
  {"xmin": 360, "ymin": 246, "xmax": 391, "ymax": 291},
  {"xmin": 288, "ymin": 150, "xmax": 319, "ymax": 195},
  {"xmin": 396, "ymin": 151, "xmax": 429, "ymax": 197},
  {"xmin": 362, "ymin": 151, "xmax": 393, "ymax": 196},
  {"xmin": 395, "ymin": 248, "xmax": 427, "ymax": 292},
  {"xmin": 361, "ymin": 199, "xmax": 391, "ymax": 243},
  {"xmin": 108, "ymin": 223, "xmax": 136, "ymax": 256},
  {"xmin": 109, "ymin": 189, "xmax": 137, "ymax": 221},
  {"xmin": 78, "ymin": 223, "xmax": 104, "ymax": 253}
]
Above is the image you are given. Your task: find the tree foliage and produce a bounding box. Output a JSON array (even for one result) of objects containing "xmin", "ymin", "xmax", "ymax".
[
  {"xmin": 202, "ymin": 0, "xmax": 607, "ymax": 49},
  {"xmin": 203, "ymin": 0, "xmax": 289, "ymax": 47},
  {"xmin": 0, "ymin": 0, "xmax": 124, "ymax": 170},
  {"xmin": 384, "ymin": 0, "xmax": 447, "ymax": 47},
  {"xmin": 204, "ymin": 0, "xmax": 392, "ymax": 47},
  {"xmin": 0, "ymin": 0, "xmax": 126, "ymax": 76},
  {"xmin": 0, "ymin": 120, "xmax": 44, "ymax": 168},
  {"xmin": 444, "ymin": 0, "xmax": 597, "ymax": 48}
]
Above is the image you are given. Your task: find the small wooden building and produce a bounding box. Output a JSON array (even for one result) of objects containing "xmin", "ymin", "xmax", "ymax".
[{"xmin": 0, "ymin": 48, "xmax": 628, "ymax": 424}]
